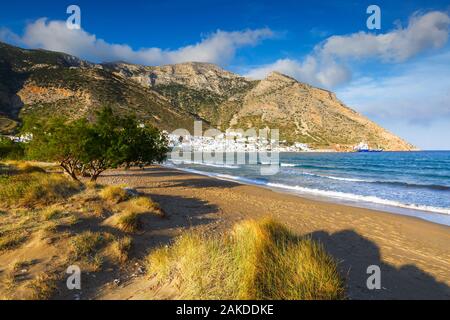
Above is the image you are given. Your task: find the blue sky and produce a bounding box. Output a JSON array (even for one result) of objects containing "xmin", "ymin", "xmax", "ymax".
[{"xmin": 1, "ymin": 0, "xmax": 450, "ymax": 149}]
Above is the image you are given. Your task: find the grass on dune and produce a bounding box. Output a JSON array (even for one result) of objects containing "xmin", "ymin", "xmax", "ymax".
[
  {"xmin": 41, "ymin": 207, "xmax": 65, "ymax": 221},
  {"xmin": 4, "ymin": 162, "xmax": 47, "ymax": 174},
  {"xmin": 70, "ymin": 231, "xmax": 105, "ymax": 260},
  {"xmin": 116, "ymin": 196, "xmax": 165, "ymax": 233},
  {"xmin": 112, "ymin": 236, "xmax": 133, "ymax": 263},
  {"xmin": 70, "ymin": 231, "xmax": 108, "ymax": 271},
  {"xmin": 27, "ymin": 273, "xmax": 58, "ymax": 300},
  {"xmin": 0, "ymin": 230, "xmax": 29, "ymax": 252},
  {"xmin": 0, "ymin": 161, "xmax": 168, "ymax": 299},
  {"xmin": 99, "ymin": 185, "xmax": 130, "ymax": 204},
  {"xmin": 123, "ymin": 196, "xmax": 165, "ymax": 216},
  {"xmin": 117, "ymin": 212, "xmax": 143, "ymax": 233},
  {"xmin": 0, "ymin": 163, "xmax": 81, "ymax": 207},
  {"xmin": 147, "ymin": 218, "xmax": 345, "ymax": 300}
]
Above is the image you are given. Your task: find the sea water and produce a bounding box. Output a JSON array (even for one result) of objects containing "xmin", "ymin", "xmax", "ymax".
[{"xmin": 166, "ymin": 151, "xmax": 450, "ymax": 226}]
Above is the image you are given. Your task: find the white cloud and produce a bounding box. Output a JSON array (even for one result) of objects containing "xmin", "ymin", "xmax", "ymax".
[
  {"xmin": 245, "ymin": 11, "xmax": 450, "ymax": 88},
  {"xmin": 337, "ymin": 51, "xmax": 450, "ymax": 123},
  {"xmin": 245, "ymin": 56, "xmax": 351, "ymax": 88},
  {"xmin": 320, "ymin": 11, "xmax": 450, "ymax": 62},
  {"xmin": 2, "ymin": 18, "xmax": 274, "ymax": 66},
  {"xmin": 336, "ymin": 51, "xmax": 450, "ymax": 149}
]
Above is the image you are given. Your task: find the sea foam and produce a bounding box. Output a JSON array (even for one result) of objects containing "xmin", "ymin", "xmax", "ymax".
[{"xmin": 164, "ymin": 164, "xmax": 450, "ymax": 216}]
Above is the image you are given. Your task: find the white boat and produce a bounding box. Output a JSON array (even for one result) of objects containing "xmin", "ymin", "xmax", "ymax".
[{"xmin": 354, "ymin": 142, "xmax": 383, "ymax": 153}]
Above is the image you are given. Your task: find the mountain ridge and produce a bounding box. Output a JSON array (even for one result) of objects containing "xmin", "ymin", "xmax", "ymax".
[{"xmin": 0, "ymin": 42, "xmax": 414, "ymax": 151}]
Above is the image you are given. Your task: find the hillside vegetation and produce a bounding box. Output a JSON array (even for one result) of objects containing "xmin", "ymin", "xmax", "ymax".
[{"xmin": 0, "ymin": 42, "xmax": 413, "ymax": 151}]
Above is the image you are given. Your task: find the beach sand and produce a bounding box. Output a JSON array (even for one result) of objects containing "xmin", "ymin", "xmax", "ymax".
[{"xmin": 97, "ymin": 166, "xmax": 450, "ymax": 300}]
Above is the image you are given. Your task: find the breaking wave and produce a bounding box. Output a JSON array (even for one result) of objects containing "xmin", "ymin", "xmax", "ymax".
[{"xmin": 164, "ymin": 165, "xmax": 450, "ymax": 216}]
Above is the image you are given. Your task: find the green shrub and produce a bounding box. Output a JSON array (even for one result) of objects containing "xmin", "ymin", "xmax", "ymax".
[{"xmin": 24, "ymin": 106, "xmax": 169, "ymax": 182}]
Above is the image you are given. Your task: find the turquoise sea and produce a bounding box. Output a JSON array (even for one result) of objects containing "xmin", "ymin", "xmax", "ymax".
[{"xmin": 167, "ymin": 151, "xmax": 450, "ymax": 226}]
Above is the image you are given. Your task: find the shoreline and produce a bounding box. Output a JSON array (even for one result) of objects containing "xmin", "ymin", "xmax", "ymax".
[
  {"xmin": 98, "ymin": 166, "xmax": 450, "ymax": 299},
  {"xmin": 163, "ymin": 164, "xmax": 450, "ymax": 226}
]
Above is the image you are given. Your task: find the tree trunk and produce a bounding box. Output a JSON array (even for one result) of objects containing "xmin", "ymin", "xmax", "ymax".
[
  {"xmin": 69, "ymin": 171, "xmax": 80, "ymax": 182},
  {"xmin": 90, "ymin": 170, "xmax": 104, "ymax": 182},
  {"xmin": 60, "ymin": 162, "xmax": 80, "ymax": 182}
]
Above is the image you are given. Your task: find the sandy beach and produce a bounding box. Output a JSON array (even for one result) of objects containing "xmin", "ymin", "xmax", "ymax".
[{"xmin": 96, "ymin": 166, "xmax": 450, "ymax": 300}]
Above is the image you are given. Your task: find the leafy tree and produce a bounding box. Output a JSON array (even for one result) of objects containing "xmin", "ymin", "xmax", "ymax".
[
  {"xmin": 121, "ymin": 120, "xmax": 169, "ymax": 169},
  {"xmin": 24, "ymin": 117, "xmax": 90, "ymax": 181},
  {"xmin": 24, "ymin": 107, "xmax": 169, "ymax": 181},
  {"xmin": 80, "ymin": 107, "xmax": 128, "ymax": 181},
  {"xmin": 81, "ymin": 107, "xmax": 169, "ymax": 180}
]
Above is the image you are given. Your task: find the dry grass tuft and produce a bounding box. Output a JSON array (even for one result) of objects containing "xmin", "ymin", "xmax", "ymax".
[
  {"xmin": 70, "ymin": 231, "xmax": 105, "ymax": 260},
  {"xmin": 122, "ymin": 196, "xmax": 165, "ymax": 217},
  {"xmin": 147, "ymin": 218, "xmax": 345, "ymax": 300},
  {"xmin": 27, "ymin": 273, "xmax": 58, "ymax": 300},
  {"xmin": 85, "ymin": 181, "xmax": 101, "ymax": 190},
  {"xmin": 117, "ymin": 212, "xmax": 143, "ymax": 233},
  {"xmin": 90, "ymin": 254, "xmax": 104, "ymax": 272},
  {"xmin": 99, "ymin": 185, "xmax": 130, "ymax": 204},
  {"xmin": 13, "ymin": 162, "xmax": 47, "ymax": 174},
  {"xmin": 0, "ymin": 172, "xmax": 81, "ymax": 207},
  {"xmin": 112, "ymin": 237, "xmax": 133, "ymax": 263},
  {"xmin": 1, "ymin": 270, "xmax": 17, "ymax": 293},
  {"xmin": 70, "ymin": 231, "xmax": 106, "ymax": 271},
  {"xmin": 2, "ymin": 161, "xmax": 47, "ymax": 174},
  {"xmin": 0, "ymin": 230, "xmax": 29, "ymax": 252},
  {"xmin": 42, "ymin": 221, "xmax": 59, "ymax": 235},
  {"xmin": 41, "ymin": 207, "xmax": 64, "ymax": 221},
  {"xmin": 114, "ymin": 195, "xmax": 165, "ymax": 233},
  {"xmin": 90, "ymin": 203, "xmax": 109, "ymax": 218}
]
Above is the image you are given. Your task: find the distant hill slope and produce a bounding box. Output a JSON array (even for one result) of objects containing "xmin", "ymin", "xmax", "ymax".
[
  {"xmin": 0, "ymin": 42, "xmax": 414, "ymax": 151},
  {"xmin": 0, "ymin": 42, "xmax": 200, "ymax": 133}
]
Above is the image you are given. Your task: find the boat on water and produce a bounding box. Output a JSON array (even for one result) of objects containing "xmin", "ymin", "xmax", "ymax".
[
  {"xmin": 357, "ymin": 149, "xmax": 383, "ymax": 153},
  {"xmin": 354, "ymin": 142, "xmax": 383, "ymax": 153}
]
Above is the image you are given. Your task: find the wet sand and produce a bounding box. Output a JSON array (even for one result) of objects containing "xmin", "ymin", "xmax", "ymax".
[{"xmin": 98, "ymin": 166, "xmax": 450, "ymax": 300}]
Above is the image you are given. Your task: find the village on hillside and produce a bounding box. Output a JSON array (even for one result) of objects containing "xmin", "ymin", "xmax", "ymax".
[{"xmin": 167, "ymin": 132, "xmax": 312, "ymax": 153}]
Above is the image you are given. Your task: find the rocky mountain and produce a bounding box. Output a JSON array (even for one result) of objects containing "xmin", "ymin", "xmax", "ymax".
[
  {"xmin": 0, "ymin": 42, "xmax": 414, "ymax": 151},
  {"xmin": 0, "ymin": 42, "xmax": 199, "ymax": 134}
]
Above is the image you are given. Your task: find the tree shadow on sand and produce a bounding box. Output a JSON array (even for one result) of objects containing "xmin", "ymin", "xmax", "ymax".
[
  {"xmin": 309, "ymin": 230, "xmax": 450, "ymax": 300},
  {"xmin": 103, "ymin": 167, "xmax": 241, "ymax": 189},
  {"xmin": 103, "ymin": 167, "xmax": 187, "ymax": 179},
  {"xmin": 141, "ymin": 178, "xmax": 240, "ymax": 190}
]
